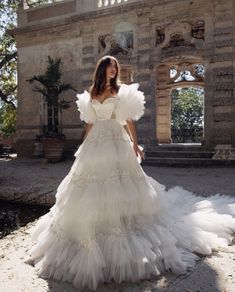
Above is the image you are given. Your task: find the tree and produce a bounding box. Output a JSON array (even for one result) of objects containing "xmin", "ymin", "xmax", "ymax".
[
  {"xmin": 27, "ymin": 56, "xmax": 75, "ymax": 136},
  {"xmin": 0, "ymin": 1, "xmax": 52, "ymax": 137},
  {"xmin": 171, "ymin": 87, "xmax": 204, "ymax": 143},
  {"xmin": 0, "ymin": 103, "xmax": 17, "ymax": 137},
  {"xmin": 0, "ymin": 0, "xmax": 19, "ymax": 108},
  {"xmin": 0, "ymin": 1, "xmax": 52, "ymax": 107},
  {"xmin": 0, "ymin": 0, "xmax": 19, "ymax": 137}
]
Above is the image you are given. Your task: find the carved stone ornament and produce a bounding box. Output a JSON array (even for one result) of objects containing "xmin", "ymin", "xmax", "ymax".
[
  {"xmin": 191, "ymin": 20, "xmax": 205, "ymax": 40},
  {"xmin": 213, "ymin": 144, "xmax": 235, "ymax": 160},
  {"xmin": 155, "ymin": 27, "xmax": 165, "ymax": 46},
  {"xmin": 163, "ymin": 33, "xmax": 195, "ymax": 49},
  {"xmin": 155, "ymin": 20, "xmax": 205, "ymax": 49},
  {"xmin": 98, "ymin": 31, "xmax": 133, "ymax": 57}
]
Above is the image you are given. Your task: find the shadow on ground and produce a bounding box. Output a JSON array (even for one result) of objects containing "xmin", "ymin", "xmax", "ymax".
[{"xmin": 40, "ymin": 256, "xmax": 224, "ymax": 292}]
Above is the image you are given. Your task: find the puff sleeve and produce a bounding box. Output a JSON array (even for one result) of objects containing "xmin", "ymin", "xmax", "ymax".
[
  {"xmin": 76, "ymin": 90, "xmax": 97, "ymax": 124},
  {"xmin": 115, "ymin": 83, "xmax": 145, "ymax": 124}
]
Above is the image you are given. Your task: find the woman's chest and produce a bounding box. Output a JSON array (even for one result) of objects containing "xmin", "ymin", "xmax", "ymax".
[{"xmin": 91, "ymin": 97, "xmax": 119, "ymax": 120}]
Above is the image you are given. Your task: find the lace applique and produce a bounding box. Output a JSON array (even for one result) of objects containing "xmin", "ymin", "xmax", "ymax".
[
  {"xmin": 71, "ymin": 167, "xmax": 146, "ymax": 186},
  {"xmin": 85, "ymin": 133, "xmax": 130, "ymax": 144},
  {"xmin": 49, "ymin": 213, "xmax": 156, "ymax": 251}
]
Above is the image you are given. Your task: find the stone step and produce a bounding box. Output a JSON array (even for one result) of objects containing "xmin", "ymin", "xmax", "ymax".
[
  {"xmin": 149, "ymin": 144, "xmax": 203, "ymax": 152},
  {"xmin": 142, "ymin": 157, "xmax": 235, "ymax": 167},
  {"xmin": 146, "ymin": 151, "xmax": 214, "ymax": 159}
]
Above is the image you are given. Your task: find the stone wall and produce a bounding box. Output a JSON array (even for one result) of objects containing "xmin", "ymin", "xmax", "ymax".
[
  {"xmin": 204, "ymin": 0, "xmax": 235, "ymax": 147},
  {"xmin": 11, "ymin": 0, "xmax": 235, "ymax": 156}
]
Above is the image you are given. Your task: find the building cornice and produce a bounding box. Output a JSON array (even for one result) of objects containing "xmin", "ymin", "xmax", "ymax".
[{"xmin": 9, "ymin": 0, "xmax": 189, "ymax": 36}]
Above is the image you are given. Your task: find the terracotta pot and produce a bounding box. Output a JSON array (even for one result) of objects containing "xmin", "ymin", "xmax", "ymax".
[{"xmin": 42, "ymin": 137, "xmax": 65, "ymax": 162}]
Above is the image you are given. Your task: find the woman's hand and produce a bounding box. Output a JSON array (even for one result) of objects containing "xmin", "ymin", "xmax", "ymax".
[{"xmin": 133, "ymin": 143, "xmax": 145, "ymax": 160}]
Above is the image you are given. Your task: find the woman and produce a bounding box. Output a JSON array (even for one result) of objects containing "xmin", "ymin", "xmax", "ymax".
[{"xmin": 29, "ymin": 55, "xmax": 235, "ymax": 291}]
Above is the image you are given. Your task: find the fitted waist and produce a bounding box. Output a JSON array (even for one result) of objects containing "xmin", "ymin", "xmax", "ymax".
[
  {"xmin": 96, "ymin": 112, "xmax": 117, "ymax": 120},
  {"xmin": 97, "ymin": 117, "xmax": 116, "ymax": 120}
]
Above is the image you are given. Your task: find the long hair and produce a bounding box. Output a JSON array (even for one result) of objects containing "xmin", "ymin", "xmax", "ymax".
[{"xmin": 90, "ymin": 56, "xmax": 121, "ymax": 98}]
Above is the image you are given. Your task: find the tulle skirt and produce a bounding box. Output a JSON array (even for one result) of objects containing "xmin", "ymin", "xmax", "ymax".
[{"xmin": 28, "ymin": 119, "xmax": 235, "ymax": 291}]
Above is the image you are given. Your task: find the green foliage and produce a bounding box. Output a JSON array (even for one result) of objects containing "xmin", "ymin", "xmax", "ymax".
[
  {"xmin": 27, "ymin": 56, "xmax": 75, "ymax": 135},
  {"xmin": 0, "ymin": 0, "xmax": 18, "ymax": 108},
  {"xmin": 0, "ymin": 1, "xmax": 52, "ymax": 107},
  {"xmin": 27, "ymin": 56, "xmax": 75, "ymax": 110},
  {"xmin": 0, "ymin": 1, "xmax": 67, "ymax": 139},
  {"xmin": 0, "ymin": 103, "xmax": 16, "ymax": 138},
  {"xmin": 171, "ymin": 87, "xmax": 204, "ymax": 143}
]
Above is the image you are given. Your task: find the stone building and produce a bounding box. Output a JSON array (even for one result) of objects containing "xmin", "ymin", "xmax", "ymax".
[{"xmin": 11, "ymin": 0, "xmax": 235, "ymax": 157}]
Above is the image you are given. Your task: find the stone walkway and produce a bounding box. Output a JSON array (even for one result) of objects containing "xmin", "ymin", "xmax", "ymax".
[{"xmin": 0, "ymin": 157, "xmax": 235, "ymax": 291}]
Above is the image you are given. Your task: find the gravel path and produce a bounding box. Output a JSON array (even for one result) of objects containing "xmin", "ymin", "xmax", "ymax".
[
  {"xmin": 1, "ymin": 158, "xmax": 235, "ymax": 204},
  {"xmin": 0, "ymin": 157, "xmax": 235, "ymax": 291}
]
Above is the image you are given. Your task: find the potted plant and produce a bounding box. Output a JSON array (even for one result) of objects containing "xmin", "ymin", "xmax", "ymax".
[{"xmin": 27, "ymin": 56, "xmax": 75, "ymax": 162}]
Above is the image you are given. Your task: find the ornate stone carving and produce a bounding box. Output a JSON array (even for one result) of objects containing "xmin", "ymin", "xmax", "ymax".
[
  {"xmin": 169, "ymin": 63, "xmax": 204, "ymax": 84},
  {"xmin": 98, "ymin": 31, "xmax": 133, "ymax": 57},
  {"xmin": 155, "ymin": 27, "xmax": 165, "ymax": 46},
  {"xmin": 155, "ymin": 20, "xmax": 205, "ymax": 49},
  {"xmin": 213, "ymin": 144, "xmax": 235, "ymax": 160},
  {"xmin": 191, "ymin": 20, "xmax": 205, "ymax": 40},
  {"xmin": 164, "ymin": 34, "xmax": 194, "ymax": 49}
]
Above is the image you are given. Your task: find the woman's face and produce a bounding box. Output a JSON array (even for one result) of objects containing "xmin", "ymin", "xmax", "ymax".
[{"xmin": 106, "ymin": 59, "xmax": 117, "ymax": 80}]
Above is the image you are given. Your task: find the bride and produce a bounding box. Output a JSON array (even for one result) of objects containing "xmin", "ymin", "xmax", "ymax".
[{"xmin": 28, "ymin": 55, "xmax": 235, "ymax": 291}]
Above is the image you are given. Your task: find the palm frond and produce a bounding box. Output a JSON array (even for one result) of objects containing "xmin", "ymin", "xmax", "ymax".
[
  {"xmin": 27, "ymin": 75, "xmax": 50, "ymax": 88},
  {"xmin": 57, "ymin": 83, "xmax": 75, "ymax": 94},
  {"xmin": 32, "ymin": 86, "xmax": 49, "ymax": 98},
  {"xmin": 27, "ymin": 56, "xmax": 75, "ymax": 134}
]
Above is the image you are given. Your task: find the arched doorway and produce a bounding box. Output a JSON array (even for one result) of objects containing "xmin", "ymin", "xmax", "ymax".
[{"xmin": 156, "ymin": 61, "xmax": 204, "ymax": 144}]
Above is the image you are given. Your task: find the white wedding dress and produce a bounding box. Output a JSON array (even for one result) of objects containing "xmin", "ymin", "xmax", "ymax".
[{"xmin": 29, "ymin": 84, "xmax": 235, "ymax": 291}]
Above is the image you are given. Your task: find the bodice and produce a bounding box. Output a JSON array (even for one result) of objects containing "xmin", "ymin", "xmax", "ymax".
[
  {"xmin": 76, "ymin": 83, "xmax": 145, "ymax": 124},
  {"xmin": 91, "ymin": 96, "xmax": 119, "ymax": 120}
]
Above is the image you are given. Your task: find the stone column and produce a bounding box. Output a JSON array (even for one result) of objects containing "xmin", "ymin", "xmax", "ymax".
[
  {"xmin": 156, "ymin": 64, "xmax": 171, "ymax": 144},
  {"xmin": 204, "ymin": 0, "xmax": 234, "ymax": 148},
  {"xmin": 136, "ymin": 7, "xmax": 156, "ymax": 145},
  {"xmin": 80, "ymin": 22, "xmax": 95, "ymax": 89}
]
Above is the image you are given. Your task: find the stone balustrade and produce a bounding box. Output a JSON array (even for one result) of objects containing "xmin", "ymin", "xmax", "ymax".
[
  {"xmin": 98, "ymin": 0, "xmax": 129, "ymax": 8},
  {"xmin": 19, "ymin": 0, "xmax": 133, "ymax": 27},
  {"xmin": 23, "ymin": 0, "xmax": 129, "ymax": 9}
]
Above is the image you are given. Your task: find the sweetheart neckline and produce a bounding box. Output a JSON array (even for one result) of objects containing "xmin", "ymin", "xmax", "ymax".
[{"xmin": 91, "ymin": 96, "xmax": 118, "ymax": 105}]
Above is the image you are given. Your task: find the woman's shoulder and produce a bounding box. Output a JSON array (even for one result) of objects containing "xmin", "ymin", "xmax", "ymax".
[
  {"xmin": 114, "ymin": 82, "xmax": 145, "ymax": 122},
  {"xmin": 118, "ymin": 82, "xmax": 140, "ymax": 90},
  {"xmin": 76, "ymin": 90, "xmax": 96, "ymax": 123},
  {"xmin": 117, "ymin": 83, "xmax": 141, "ymax": 96},
  {"xmin": 76, "ymin": 90, "xmax": 90, "ymax": 100}
]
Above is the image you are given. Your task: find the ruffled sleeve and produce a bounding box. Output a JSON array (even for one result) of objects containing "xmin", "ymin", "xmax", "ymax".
[
  {"xmin": 114, "ymin": 83, "xmax": 145, "ymax": 124},
  {"xmin": 76, "ymin": 91, "xmax": 97, "ymax": 124}
]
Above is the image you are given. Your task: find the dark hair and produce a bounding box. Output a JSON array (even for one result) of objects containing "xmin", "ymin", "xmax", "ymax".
[{"xmin": 90, "ymin": 55, "xmax": 121, "ymax": 98}]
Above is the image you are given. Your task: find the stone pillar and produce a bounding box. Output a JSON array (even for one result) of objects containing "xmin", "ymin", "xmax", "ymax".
[
  {"xmin": 81, "ymin": 22, "xmax": 95, "ymax": 90},
  {"xmin": 204, "ymin": 0, "xmax": 235, "ymax": 148},
  {"xmin": 156, "ymin": 64, "xmax": 171, "ymax": 143},
  {"xmin": 136, "ymin": 7, "xmax": 156, "ymax": 145}
]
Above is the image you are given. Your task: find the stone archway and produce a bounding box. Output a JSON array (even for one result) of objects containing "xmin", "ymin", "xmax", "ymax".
[{"xmin": 156, "ymin": 60, "xmax": 204, "ymax": 144}]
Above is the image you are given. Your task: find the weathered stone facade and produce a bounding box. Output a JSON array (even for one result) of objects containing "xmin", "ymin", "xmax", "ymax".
[{"xmin": 11, "ymin": 0, "xmax": 235, "ymax": 157}]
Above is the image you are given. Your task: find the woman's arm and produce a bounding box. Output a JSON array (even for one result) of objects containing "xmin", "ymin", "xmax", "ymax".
[
  {"xmin": 83, "ymin": 123, "xmax": 93, "ymax": 141},
  {"xmin": 126, "ymin": 120, "xmax": 145, "ymax": 160},
  {"xmin": 123, "ymin": 124, "xmax": 131, "ymax": 138}
]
